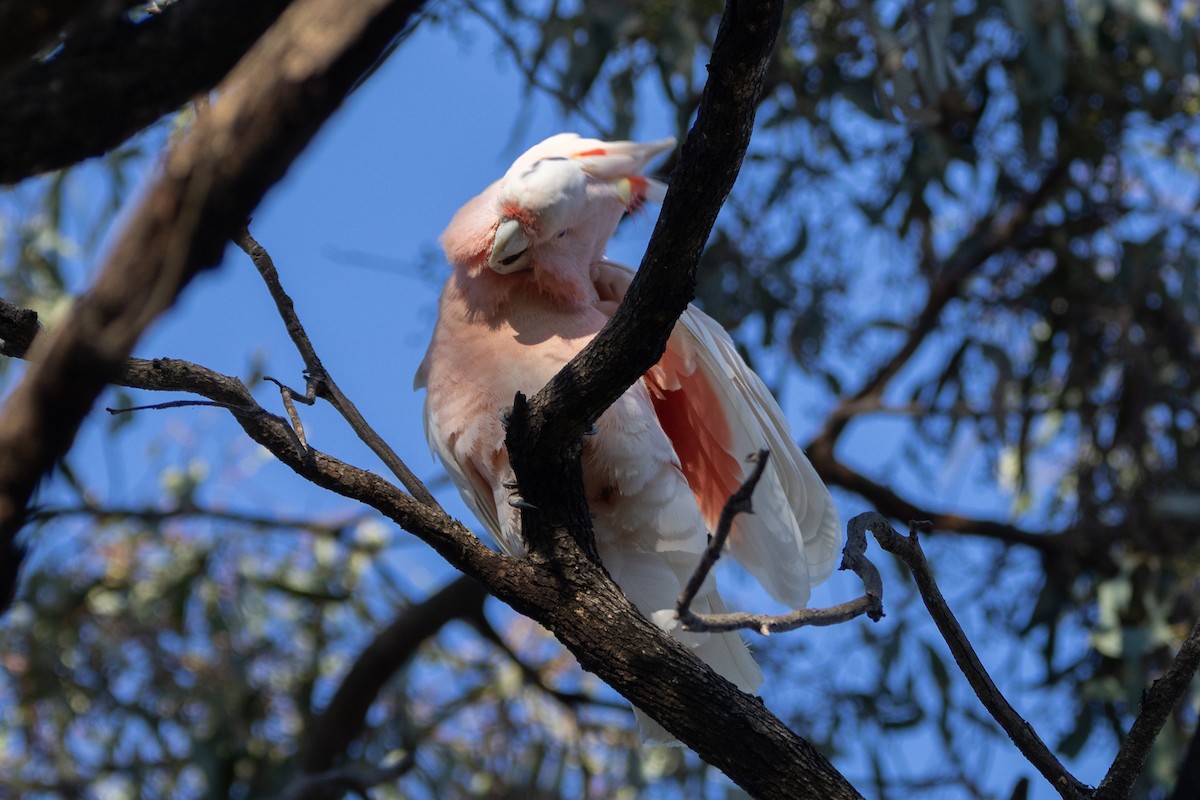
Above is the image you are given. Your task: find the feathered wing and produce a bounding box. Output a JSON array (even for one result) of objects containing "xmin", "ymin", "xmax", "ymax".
[
  {"xmin": 595, "ymin": 261, "xmax": 842, "ymax": 608},
  {"xmin": 415, "ymin": 357, "xmax": 510, "ymax": 549}
]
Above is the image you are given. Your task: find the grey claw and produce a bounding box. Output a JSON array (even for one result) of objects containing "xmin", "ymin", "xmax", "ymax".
[
  {"xmin": 499, "ymin": 406, "xmax": 513, "ymax": 430},
  {"xmin": 508, "ymin": 497, "xmax": 538, "ymax": 511},
  {"xmin": 502, "ymin": 480, "xmax": 519, "ymax": 490},
  {"xmin": 583, "ymin": 425, "xmax": 599, "ymax": 436}
]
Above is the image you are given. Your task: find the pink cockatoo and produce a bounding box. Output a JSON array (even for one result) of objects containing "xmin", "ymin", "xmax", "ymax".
[{"xmin": 415, "ymin": 133, "xmax": 841, "ymax": 740}]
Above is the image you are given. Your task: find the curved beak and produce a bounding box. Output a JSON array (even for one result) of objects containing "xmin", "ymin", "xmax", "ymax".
[{"xmin": 488, "ymin": 219, "xmax": 530, "ymax": 273}]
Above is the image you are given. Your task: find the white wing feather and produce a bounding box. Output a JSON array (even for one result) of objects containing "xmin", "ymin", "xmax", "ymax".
[{"xmin": 600, "ymin": 260, "xmax": 841, "ymax": 607}]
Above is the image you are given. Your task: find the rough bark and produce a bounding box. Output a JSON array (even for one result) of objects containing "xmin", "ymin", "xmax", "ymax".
[
  {"xmin": 0, "ymin": 0, "xmax": 298, "ymax": 184},
  {"xmin": 0, "ymin": 0, "xmax": 92, "ymax": 77},
  {"xmin": 0, "ymin": 0, "xmax": 429, "ymax": 609}
]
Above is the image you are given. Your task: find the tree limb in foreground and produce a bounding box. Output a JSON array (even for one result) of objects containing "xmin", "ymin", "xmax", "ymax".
[
  {"xmin": 0, "ymin": 0, "xmax": 430, "ymax": 612},
  {"xmin": 0, "ymin": 0, "xmax": 298, "ymax": 184},
  {"xmin": 235, "ymin": 227, "xmax": 439, "ymax": 508}
]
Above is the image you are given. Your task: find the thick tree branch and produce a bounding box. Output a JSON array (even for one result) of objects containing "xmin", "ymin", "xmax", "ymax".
[
  {"xmin": 9, "ymin": 280, "xmax": 862, "ymax": 798},
  {"xmin": 0, "ymin": 0, "xmax": 299, "ymax": 184},
  {"xmin": 235, "ymin": 229, "xmax": 439, "ymax": 508},
  {"xmin": 109, "ymin": 360, "xmax": 500, "ymax": 576},
  {"xmin": 0, "ymin": 0, "xmax": 429, "ymax": 613},
  {"xmin": 496, "ymin": 1, "xmax": 860, "ymax": 794},
  {"xmin": 857, "ymin": 513, "xmax": 1090, "ymax": 799},
  {"xmin": 6, "ymin": 0, "xmax": 861, "ymax": 791},
  {"xmin": 14, "ymin": 257, "xmax": 867, "ymax": 795},
  {"xmin": 507, "ymin": 0, "xmax": 783, "ymax": 481}
]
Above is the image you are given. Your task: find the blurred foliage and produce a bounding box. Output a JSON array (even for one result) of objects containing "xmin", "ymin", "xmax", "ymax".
[{"xmin": 3, "ymin": 0, "xmax": 1200, "ymax": 798}]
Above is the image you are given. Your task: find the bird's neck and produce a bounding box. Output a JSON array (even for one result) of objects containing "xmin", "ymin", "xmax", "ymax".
[{"xmin": 451, "ymin": 261, "xmax": 597, "ymax": 320}]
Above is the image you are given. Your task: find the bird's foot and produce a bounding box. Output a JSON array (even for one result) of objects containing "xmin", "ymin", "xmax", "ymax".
[{"xmin": 508, "ymin": 496, "xmax": 538, "ymax": 511}]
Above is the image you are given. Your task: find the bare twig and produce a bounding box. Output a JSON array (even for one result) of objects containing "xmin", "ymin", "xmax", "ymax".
[
  {"xmin": 856, "ymin": 513, "xmax": 1089, "ymax": 799},
  {"xmin": 679, "ymin": 509, "xmax": 885, "ymax": 635},
  {"xmin": 675, "ymin": 450, "xmax": 770, "ymax": 622},
  {"xmin": 105, "ymin": 398, "xmax": 245, "ymax": 414},
  {"xmin": 265, "ymin": 375, "xmax": 313, "ymax": 450},
  {"xmin": 1095, "ymin": 618, "xmax": 1200, "ymax": 800},
  {"xmin": 235, "ymin": 228, "xmax": 439, "ymax": 509}
]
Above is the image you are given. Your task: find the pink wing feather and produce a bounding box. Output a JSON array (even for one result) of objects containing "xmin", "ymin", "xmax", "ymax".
[{"xmin": 594, "ymin": 260, "xmax": 841, "ymax": 608}]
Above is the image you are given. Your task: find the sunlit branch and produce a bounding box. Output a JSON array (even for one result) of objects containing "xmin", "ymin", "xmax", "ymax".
[
  {"xmin": 858, "ymin": 513, "xmax": 1090, "ymax": 800},
  {"xmin": 235, "ymin": 229, "xmax": 440, "ymax": 509},
  {"xmin": 0, "ymin": 0, "xmax": 434, "ymax": 616}
]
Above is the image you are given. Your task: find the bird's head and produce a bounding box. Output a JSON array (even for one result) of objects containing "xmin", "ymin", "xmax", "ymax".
[
  {"xmin": 488, "ymin": 157, "xmax": 589, "ymax": 275},
  {"xmin": 440, "ymin": 134, "xmax": 675, "ymax": 303}
]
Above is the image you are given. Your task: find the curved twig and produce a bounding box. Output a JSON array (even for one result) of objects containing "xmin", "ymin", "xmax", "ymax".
[
  {"xmin": 856, "ymin": 513, "xmax": 1090, "ymax": 799},
  {"xmin": 679, "ymin": 503, "xmax": 885, "ymax": 635},
  {"xmin": 235, "ymin": 229, "xmax": 439, "ymax": 509},
  {"xmin": 1095, "ymin": 619, "xmax": 1200, "ymax": 800}
]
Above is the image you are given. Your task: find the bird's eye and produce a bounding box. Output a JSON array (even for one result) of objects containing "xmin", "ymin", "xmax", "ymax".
[{"xmin": 556, "ymin": 230, "xmax": 568, "ymax": 239}]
